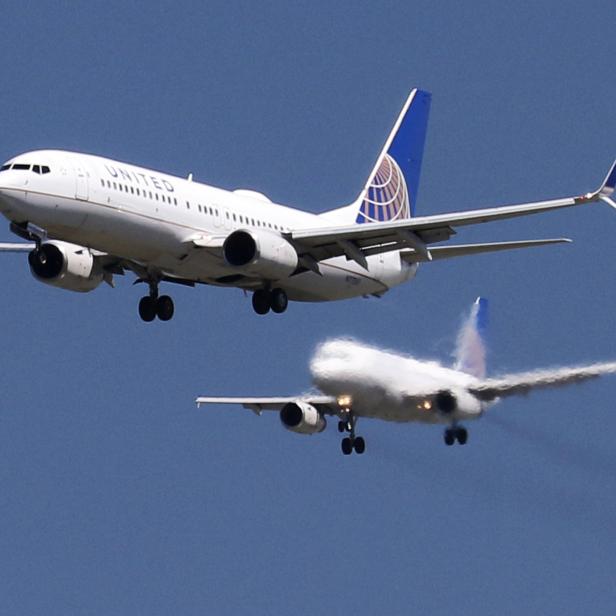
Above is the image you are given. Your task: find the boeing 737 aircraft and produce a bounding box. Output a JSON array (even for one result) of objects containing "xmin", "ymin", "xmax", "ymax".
[
  {"xmin": 197, "ymin": 298, "xmax": 616, "ymax": 455},
  {"xmin": 0, "ymin": 89, "xmax": 614, "ymax": 321}
]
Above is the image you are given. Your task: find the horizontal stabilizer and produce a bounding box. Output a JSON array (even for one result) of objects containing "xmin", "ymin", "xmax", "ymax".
[
  {"xmin": 400, "ymin": 238, "xmax": 571, "ymax": 263},
  {"xmin": 471, "ymin": 362, "xmax": 616, "ymax": 402}
]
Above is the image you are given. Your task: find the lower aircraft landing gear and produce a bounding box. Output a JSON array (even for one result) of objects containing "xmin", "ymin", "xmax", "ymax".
[
  {"xmin": 138, "ymin": 280, "xmax": 175, "ymax": 322},
  {"xmin": 339, "ymin": 414, "xmax": 365, "ymax": 455},
  {"xmin": 252, "ymin": 288, "xmax": 288, "ymax": 315},
  {"xmin": 443, "ymin": 426, "xmax": 468, "ymax": 446}
]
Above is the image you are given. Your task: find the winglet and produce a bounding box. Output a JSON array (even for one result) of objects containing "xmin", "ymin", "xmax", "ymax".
[{"xmin": 577, "ymin": 159, "xmax": 616, "ymax": 208}]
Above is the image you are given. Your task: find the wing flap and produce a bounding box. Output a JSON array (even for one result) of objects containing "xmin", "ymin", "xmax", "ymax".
[
  {"xmin": 471, "ymin": 362, "xmax": 616, "ymax": 402},
  {"xmin": 399, "ymin": 238, "xmax": 571, "ymax": 263}
]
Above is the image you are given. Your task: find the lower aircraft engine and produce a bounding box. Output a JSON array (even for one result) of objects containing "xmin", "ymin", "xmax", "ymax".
[
  {"xmin": 435, "ymin": 390, "xmax": 457, "ymax": 415},
  {"xmin": 223, "ymin": 229, "xmax": 299, "ymax": 280},
  {"xmin": 280, "ymin": 401, "xmax": 327, "ymax": 434},
  {"xmin": 28, "ymin": 240, "xmax": 104, "ymax": 292}
]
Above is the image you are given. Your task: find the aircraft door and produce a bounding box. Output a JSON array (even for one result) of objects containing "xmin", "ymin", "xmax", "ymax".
[{"xmin": 74, "ymin": 166, "xmax": 89, "ymax": 201}]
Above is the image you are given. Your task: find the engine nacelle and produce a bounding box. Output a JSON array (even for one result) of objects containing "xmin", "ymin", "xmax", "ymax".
[
  {"xmin": 223, "ymin": 229, "xmax": 298, "ymax": 280},
  {"xmin": 435, "ymin": 390, "xmax": 457, "ymax": 415},
  {"xmin": 280, "ymin": 401, "xmax": 326, "ymax": 435},
  {"xmin": 28, "ymin": 240, "xmax": 104, "ymax": 292}
]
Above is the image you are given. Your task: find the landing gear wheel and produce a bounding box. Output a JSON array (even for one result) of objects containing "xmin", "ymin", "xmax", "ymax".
[
  {"xmin": 252, "ymin": 289, "xmax": 271, "ymax": 315},
  {"xmin": 270, "ymin": 288, "xmax": 288, "ymax": 314},
  {"xmin": 139, "ymin": 296, "xmax": 156, "ymax": 322},
  {"xmin": 341, "ymin": 437, "xmax": 353, "ymax": 455},
  {"xmin": 456, "ymin": 427, "xmax": 468, "ymax": 445},
  {"xmin": 444, "ymin": 429, "xmax": 455, "ymax": 446},
  {"xmin": 338, "ymin": 420, "xmax": 346, "ymax": 433},
  {"xmin": 156, "ymin": 295, "xmax": 174, "ymax": 321},
  {"xmin": 353, "ymin": 436, "xmax": 366, "ymax": 454}
]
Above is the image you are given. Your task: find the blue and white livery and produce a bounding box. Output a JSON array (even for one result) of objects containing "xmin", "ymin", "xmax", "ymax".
[
  {"xmin": 0, "ymin": 88, "xmax": 613, "ymax": 321},
  {"xmin": 197, "ymin": 297, "xmax": 616, "ymax": 455}
]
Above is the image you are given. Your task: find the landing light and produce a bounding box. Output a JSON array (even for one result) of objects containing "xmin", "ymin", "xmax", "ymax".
[
  {"xmin": 420, "ymin": 400, "xmax": 432, "ymax": 411},
  {"xmin": 337, "ymin": 395, "xmax": 352, "ymax": 408}
]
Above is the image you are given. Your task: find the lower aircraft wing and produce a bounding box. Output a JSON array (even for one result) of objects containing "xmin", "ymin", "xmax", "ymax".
[
  {"xmin": 470, "ymin": 362, "xmax": 616, "ymax": 402},
  {"xmin": 196, "ymin": 395, "xmax": 336, "ymax": 414},
  {"xmin": 288, "ymin": 160, "xmax": 616, "ymax": 268}
]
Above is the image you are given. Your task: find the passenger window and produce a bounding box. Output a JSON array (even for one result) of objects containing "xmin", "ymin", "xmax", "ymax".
[
  {"xmin": 113, "ymin": 182, "xmax": 117, "ymax": 190},
  {"xmin": 155, "ymin": 193, "xmax": 159, "ymax": 201},
  {"xmin": 136, "ymin": 188, "xmax": 140, "ymax": 196},
  {"xmin": 174, "ymin": 198, "xmax": 177, "ymax": 205}
]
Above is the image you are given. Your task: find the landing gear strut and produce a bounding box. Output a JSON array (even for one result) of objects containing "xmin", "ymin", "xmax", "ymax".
[
  {"xmin": 443, "ymin": 425, "xmax": 468, "ymax": 446},
  {"xmin": 138, "ymin": 279, "xmax": 175, "ymax": 322},
  {"xmin": 339, "ymin": 413, "xmax": 365, "ymax": 455},
  {"xmin": 252, "ymin": 287, "xmax": 288, "ymax": 315}
]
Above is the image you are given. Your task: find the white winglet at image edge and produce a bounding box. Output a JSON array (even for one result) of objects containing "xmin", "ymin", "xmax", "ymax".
[{"xmin": 579, "ymin": 159, "xmax": 616, "ymax": 209}]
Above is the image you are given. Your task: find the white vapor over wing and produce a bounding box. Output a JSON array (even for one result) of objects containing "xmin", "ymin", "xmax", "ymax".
[
  {"xmin": 471, "ymin": 362, "xmax": 616, "ymax": 401},
  {"xmin": 310, "ymin": 338, "xmax": 476, "ymax": 404}
]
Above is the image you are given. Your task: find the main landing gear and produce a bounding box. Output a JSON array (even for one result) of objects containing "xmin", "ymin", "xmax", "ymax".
[
  {"xmin": 252, "ymin": 288, "xmax": 288, "ymax": 315},
  {"xmin": 337, "ymin": 414, "xmax": 365, "ymax": 455},
  {"xmin": 138, "ymin": 280, "xmax": 174, "ymax": 322},
  {"xmin": 443, "ymin": 425, "xmax": 468, "ymax": 446}
]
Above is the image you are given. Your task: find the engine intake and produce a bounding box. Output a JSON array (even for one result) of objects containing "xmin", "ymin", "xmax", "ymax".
[
  {"xmin": 435, "ymin": 390, "xmax": 457, "ymax": 415},
  {"xmin": 28, "ymin": 240, "xmax": 104, "ymax": 293},
  {"xmin": 280, "ymin": 401, "xmax": 326, "ymax": 435},
  {"xmin": 223, "ymin": 229, "xmax": 298, "ymax": 280}
]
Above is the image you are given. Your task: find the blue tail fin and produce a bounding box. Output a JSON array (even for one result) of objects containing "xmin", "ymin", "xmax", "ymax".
[
  {"xmin": 356, "ymin": 88, "xmax": 431, "ymax": 224},
  {"xmin": 454, "ymin": 297, "xmax": 489, "ymax": 379}
]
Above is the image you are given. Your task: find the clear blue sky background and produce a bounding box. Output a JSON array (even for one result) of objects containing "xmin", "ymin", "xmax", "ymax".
[{"xmin": 0, "ymin": 1, "xmax": 615, "ymax": 614}]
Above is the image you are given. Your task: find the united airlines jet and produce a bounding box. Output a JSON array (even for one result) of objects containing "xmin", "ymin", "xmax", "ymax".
[
  {"xmin": 0, "ymin": 89, "xmax": 614, "ymax": 321},
  {"xmin": 197, "ymin": 298, "xmax": 616, "ymax": 455}
]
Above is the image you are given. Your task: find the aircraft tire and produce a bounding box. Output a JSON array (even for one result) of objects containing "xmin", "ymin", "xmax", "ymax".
[
  {"xmin": 139, "ymin": 296, "xmax": 156, "ymax": 322},
  {"xmin": 271, "ymin": 288, "xmax": 288, "ymax": 314},
  {"xmin": 353, "ymin": 436, "xmax": 366, "ymax": 454},
  {"xmin": 456, "ymin": 427, "xmax": 468, "ymax": 445},
  {"xmin": 252, "ymin": 290, "xmax": 271, "ymax": 315},
  {"xmin": 444, "ymin": 429, "xmax": 455, "ymax": 446},
  {"xmin": 156, "ymin": 295, "xmax": 174, "ymax": 321},
  {"xmin": 341, "ymin": 437, "xmax": 353, "ymax": 455},
  {"xmin": 337, "ymin": 421, "xmax": 345, "ymax": 433}
]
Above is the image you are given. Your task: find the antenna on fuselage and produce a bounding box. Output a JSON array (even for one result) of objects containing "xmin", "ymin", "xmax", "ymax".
[{"xmin": 187, "ymin": 173, "xmax": 193, "ymax": 181}]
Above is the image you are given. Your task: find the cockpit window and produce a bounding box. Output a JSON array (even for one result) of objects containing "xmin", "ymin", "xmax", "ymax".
[
  {"xmin": 12, "ymin": 163, "xmax": 30, "ymax": 170},
  {"xmin": 32, "ymin": 165, "xmax": 41, "ymax": 174},
  {"xmin": 0, "ymin": 164, "xmax": 10, "ymax": 171},
  {"xmin": 41, "ymin": 166, "xmax": 50, "ymax": 174}
]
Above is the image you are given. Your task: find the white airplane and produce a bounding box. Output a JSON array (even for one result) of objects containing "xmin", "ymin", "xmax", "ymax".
[
  {"xmin": 197, "ymin": 298, "xmax": 616, "ymax": 455},
  {"xmin": 0, "ymin": 89, "xmax": 614, "ymax": 321}
]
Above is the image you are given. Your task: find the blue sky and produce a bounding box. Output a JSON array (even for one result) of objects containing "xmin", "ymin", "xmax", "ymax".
[{"xmin": 0, "ymin": 1, "xmax": 615, "ymax": 614}]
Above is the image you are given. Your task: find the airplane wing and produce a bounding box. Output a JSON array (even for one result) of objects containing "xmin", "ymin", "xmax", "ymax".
[
  {"xmin": 0, "ymin": 242, "xmax": 36, "ymax": 251},
  {"xmin": 289, "ymin": 160, "xmax": 616, "ymax": 268},
  {"xmin": 470, "ymin": 362, "xmax": 616, "ymax": 402},
  {"xmin": 195, "ymin": 395, "xmax": 336, "ymax": 415},
  {"xmin": 399, "ymin": 238, "xmax": 571, "ymax": 263}
]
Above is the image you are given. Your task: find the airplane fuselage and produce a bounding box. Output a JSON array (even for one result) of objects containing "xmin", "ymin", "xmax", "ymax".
[{"xmin": 0, "ymin": 150, "xmax": 416, "ymax": 301}]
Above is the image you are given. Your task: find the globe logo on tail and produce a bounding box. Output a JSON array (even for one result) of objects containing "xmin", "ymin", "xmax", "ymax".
[{"xmin": 356, "ymin": 154, "xmax": 410, "ymax": 223}]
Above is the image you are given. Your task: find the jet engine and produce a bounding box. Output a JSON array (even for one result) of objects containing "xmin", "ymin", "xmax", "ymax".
[
  {"xmin": 28, "ymin": 240, "xmax": 104, "ymax": 292},
  {"xmin": 223, "ymin": 229, "xmax": 298, "ymax": 280},
  {"xmin": 435, "ymin": 390, "xmax": 457, "ymax": 415},
  {"xmin": 280, "ymin": 401, "xmax": 326, "ymax": 435}
]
